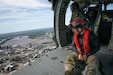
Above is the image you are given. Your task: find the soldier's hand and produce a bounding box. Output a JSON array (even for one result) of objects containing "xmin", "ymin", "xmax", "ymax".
[
  {"xmin": 83, "ymin": 54, "xmax": 87, "ymax": 61},
  {"xmin": 78, "ymin": 54, "xmax": 84, "ymax": 60}
]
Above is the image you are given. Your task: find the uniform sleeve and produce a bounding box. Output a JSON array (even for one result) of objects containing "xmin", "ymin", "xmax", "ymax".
[
  {"xmin": 72, "ymin": 38, "xmax": 80, "ymax": 55},
  {"xmin": 87, "ymin": 32, "xmax": 100, "ymax": 56}
]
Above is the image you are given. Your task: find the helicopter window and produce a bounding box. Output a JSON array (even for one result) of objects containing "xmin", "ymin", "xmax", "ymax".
[
  {"xmin": 101, "ymin": 3, "xmax": 113, "ymax": 22},
  {"xmin": 107, "ymin": 4, "xmax": 113, "ymax": 10},
  {"xmin": 102, "ymin": 3, "xmax": 113, "ymax": 10},
  {"xmin": 65, "ymin": 2, "xmax": 72, "ymax": 26}
]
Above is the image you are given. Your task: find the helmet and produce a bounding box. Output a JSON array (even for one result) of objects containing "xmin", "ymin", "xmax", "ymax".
[
  {"xmin": 70, "ymin": 2, "xmax": 79, "ymax": 11},
  {"xmin": 71, "ymin": 19, "xmax": 86, "ymax": 28}
]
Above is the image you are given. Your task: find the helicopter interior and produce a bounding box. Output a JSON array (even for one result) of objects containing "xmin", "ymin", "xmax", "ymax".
[{"xmin": 49, "ymin": 0, "xmax": 113, "ymax": 75}]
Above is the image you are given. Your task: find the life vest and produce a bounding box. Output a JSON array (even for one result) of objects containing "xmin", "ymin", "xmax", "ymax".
[{"xmin": 74, "ymin": 28, "xmax": 91, "ymax": 54}]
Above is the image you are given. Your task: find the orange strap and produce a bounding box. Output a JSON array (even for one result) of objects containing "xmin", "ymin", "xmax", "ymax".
[{"xmin": 74, "ymin": 29, "xmax": 91, "ymax": 54}]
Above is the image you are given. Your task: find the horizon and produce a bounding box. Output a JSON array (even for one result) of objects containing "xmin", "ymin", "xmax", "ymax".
[{"xmin": 0, "ymin": 27, "xmax": 53, "ymax": 35}]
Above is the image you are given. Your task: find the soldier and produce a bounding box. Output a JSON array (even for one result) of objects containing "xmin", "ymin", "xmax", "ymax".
[{"xmin": 65, "ymin": 19, "xmax": 100, "ymax": 75}]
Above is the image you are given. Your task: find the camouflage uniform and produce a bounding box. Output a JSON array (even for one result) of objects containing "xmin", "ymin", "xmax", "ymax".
[
  {"xmin": 65, "ymin": 52, "xmax": 99, "ymax": 75},
  {"xmin": 65, "ymin": 1, "xmax": 100, "ymax": 75},
  {"xmin": 65, "ymin": 28, "xmax": 100, "ymax": 75},
  {"xmin": 66, "ymin": 3, "xmax": 100, "ymax": 74}
]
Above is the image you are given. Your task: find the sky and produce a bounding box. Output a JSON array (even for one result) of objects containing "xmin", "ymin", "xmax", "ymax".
[
  {"xmin": 0, "ymin": 0, "xmax": 54, "ymax": 34},
  {"xmin": 0, "ymin": 0, "xmax": 113, "ymax": 34}
]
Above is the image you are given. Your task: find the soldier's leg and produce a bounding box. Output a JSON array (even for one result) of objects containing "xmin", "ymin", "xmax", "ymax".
[
  {"xmin": 85, "ymin": 55, "xmax": 99, "ymax": 75},
  {"xmin": 64, "ymin": 52, "xmax": 78, "ymax": 75}
]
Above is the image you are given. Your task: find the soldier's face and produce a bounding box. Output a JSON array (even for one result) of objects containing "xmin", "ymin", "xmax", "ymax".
[{"xmin": 72, "ymin": 27, "xmax": 85, "ymax": 35}]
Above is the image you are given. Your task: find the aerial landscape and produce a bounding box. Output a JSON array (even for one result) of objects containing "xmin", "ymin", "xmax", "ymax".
[
  {"xmin": 0, "ymin": 0, "xmax": 113, "ymax": 75},
  {"xmin": 0, "ymin": 28, "xmax": 58, "ymax": 75}
]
